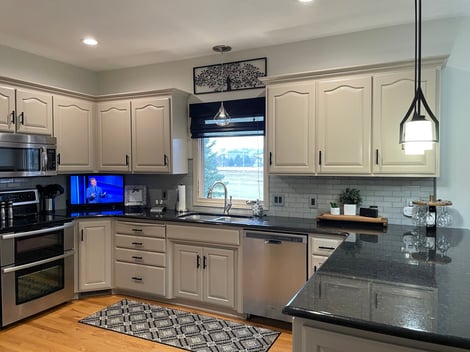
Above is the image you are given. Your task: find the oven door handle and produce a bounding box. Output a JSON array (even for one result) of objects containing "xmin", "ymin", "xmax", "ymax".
[
  {"xmin": 1, "ymin": 250, "xmax": 74, "ymax": 274},
  {"xmin": 1, "ymin": 222, "xmax": 73, "ymax": 240}
]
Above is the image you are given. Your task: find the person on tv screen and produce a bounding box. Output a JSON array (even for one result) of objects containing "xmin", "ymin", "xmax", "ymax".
[{"xmin": 86, "ymin": 177, "xmax": 107, "ymax": 203}]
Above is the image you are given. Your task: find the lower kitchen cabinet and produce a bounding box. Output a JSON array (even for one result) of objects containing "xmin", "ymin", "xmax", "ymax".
[
  {"xmin": 308, "ymin": 234, "xmax": 344, "ymax": 276},
  {"xmin": 167, "ymin": 224, "xmax": 240, "ymax": 311},
  {"xmin": 114, "ymin": 220, "xmax": 167, "ymax": 297},
  {"xmin": 173, "ymin": 243, "xmax": 235, "ymax": 308},
  {"xmin": 293, "ymin": 319, "xmax": 430, "ymax": 352},
  {"xmin": 77, "ymin": 219, "xmax": 112, "ymax": 292}
]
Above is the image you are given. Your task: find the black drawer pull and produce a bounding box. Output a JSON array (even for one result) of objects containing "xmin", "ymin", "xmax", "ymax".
[
  {"xmin": 131, "ymin": 228, "xmax": 143, "ymax": 232},
  {"xmin": 203, "ymin": 255, "xmax": 207, "ymax": 269},
  {"xmin": 318, "ymin": 246, "xmax": 335, "ymax": 250},
  {"xmin": 197, "ymin": 255, "xmax": 201, "ymax": 268},
  {"xmin": 131, "ymin": 276, "xmax": 143, "ymax": 281},
  {"xmin": 131, "ymin": 242, "xmax": 143, "ymax": 246},
  {"xmin": 132, "ymin": 256, "xmax": 143, "ymax": 260}
]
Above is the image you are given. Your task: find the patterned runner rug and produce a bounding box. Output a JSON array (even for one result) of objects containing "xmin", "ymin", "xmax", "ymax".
[{"xmin": 80, "ymin": 299, "xmax": 280, "ymax": 352}]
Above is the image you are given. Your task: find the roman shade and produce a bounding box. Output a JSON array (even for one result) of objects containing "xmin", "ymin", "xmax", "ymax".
[{"xmin": 189, "ymin": 97, "xmax": 265, "ymax": 138}]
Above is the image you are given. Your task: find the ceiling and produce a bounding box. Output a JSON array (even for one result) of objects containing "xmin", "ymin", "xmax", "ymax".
[{"xmin": 0, "ymin": 0, "xmax": 468, "ymax": 72}]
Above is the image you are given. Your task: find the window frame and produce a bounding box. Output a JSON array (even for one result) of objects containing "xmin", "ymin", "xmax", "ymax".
[{"xmin": 191, "ymin": 137, "xmax": 269, "ymax": 211}]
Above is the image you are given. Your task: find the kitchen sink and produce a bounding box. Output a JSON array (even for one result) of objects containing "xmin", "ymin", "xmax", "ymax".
[{"xmin": 177, "ymin": 213, "xmax": 253, "ymax": 224}]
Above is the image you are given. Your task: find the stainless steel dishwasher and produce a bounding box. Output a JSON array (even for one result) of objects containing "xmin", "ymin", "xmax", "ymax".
[{"xmin": 243, "ymin": 230, "xmax": 307, "ymax": 322}]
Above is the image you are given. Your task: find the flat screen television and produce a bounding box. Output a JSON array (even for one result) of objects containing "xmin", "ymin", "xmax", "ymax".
[{"xmin": 68, "ymin": 174, "xmax": 124, "ymax": 210}]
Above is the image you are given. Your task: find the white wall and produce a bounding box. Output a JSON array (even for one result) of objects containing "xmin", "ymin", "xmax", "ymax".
[
  {"xmin": 438, "ymin": 17, "xmax": 470, "ymax": 229},
  {"xmin": 0, "ymin": 44, "xmax": 97, "ymax": 95}
]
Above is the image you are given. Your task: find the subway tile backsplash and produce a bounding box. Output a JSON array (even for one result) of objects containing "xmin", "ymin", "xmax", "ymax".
[{"xmin": 0, "ymin": 160, "xmax": 433, "ymax": 226}]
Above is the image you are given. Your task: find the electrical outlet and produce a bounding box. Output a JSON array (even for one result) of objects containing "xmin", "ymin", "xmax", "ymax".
[
  {"xmin": 272, "ymin": 194, "xmax": 285, "ymax": 207},
  {"xmin": 309, "ymin": 194, "xmax": 318, "ymax": 209},
  {"xmin": 162, "ymin": 190, "xmax": 168, "ymax": 200}
]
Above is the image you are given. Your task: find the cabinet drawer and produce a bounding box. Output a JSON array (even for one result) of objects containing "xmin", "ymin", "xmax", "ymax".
[
  {"xmin": 114, "ymin": 262, "xmax": 165, "ymax": 296},
  {"xmin": 311, "ymin": 236, "xmax": 343, "ymax": 255},
  {"xmin": 115, "ymin": 248, "xmax": 165, "ymax": 267},
  {"xmin": 115, "ymin": 221, "xmax": 165, "ymax": 238},
  {"xmin": 115, "ymin": 234, "xmax": 166, "ymax": 252}
]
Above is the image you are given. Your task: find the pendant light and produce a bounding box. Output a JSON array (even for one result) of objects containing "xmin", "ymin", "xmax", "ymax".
[
  {"xmin": 213, "ymin": 45, "xmax": 232, "ymax": 126},
  {"xmin": 399, "ymin": 0, "xmax": 439, "ymax": 155}
]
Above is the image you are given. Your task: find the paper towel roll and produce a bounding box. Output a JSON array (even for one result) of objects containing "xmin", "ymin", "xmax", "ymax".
[{"xmin": 177, "ymin": 184, "xmax": 187, "ymax": 212}]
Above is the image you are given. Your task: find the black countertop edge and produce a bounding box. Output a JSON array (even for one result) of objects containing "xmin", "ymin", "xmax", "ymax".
[{"xmin": 283, "ymin": 305, "xmax": 470, "ymax": 351}]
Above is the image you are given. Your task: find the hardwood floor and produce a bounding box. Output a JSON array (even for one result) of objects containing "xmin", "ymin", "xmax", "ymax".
[{"xmin": 0, "ymin": 294, "xmax": 292, "ymax": 352}]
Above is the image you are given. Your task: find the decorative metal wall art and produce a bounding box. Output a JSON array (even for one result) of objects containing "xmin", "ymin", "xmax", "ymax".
[{"xmin": 193, "ymin": 57, "xmax": 267, "ymax": 95}]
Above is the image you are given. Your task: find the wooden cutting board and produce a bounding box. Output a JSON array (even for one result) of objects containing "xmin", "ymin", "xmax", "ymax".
[{"xmin": 317, "ymin": 213, "xmax": 388, "ymax": 227}]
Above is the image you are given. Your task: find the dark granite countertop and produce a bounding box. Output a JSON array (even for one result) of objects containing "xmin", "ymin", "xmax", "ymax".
[{"xmin": 283, "ymin": 225, "xmax": 470, "ymax": 350}]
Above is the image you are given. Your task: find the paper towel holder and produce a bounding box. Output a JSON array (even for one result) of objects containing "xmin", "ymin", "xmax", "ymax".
[{"xmin": 176, "ymin": 184, "xmax": 187, "ymax": 212}]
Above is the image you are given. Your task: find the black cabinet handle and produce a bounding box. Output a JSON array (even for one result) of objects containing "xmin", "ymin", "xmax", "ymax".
[
  {"xmin": 196, "ymin": 255, "xmax": 201, "ymax": 268},
  {"xmin": 18, "ymin": 112, "xmax": 24, "ymax": 125},
  {"xmin": 314, "ymin": 265, "xmax": 318, "ymax": 273},
  {"xmin": 319, "ymin": 151, "xmax": 322, "ymax": 165},
  {"xmin": 131, "ymin": 242, "xmax": 143, "ymax": 246},
  {"xmin": 131, "ymin": 276, "xmax": 143, "ymax": 281},
  {"xmin": 164, "ymin": 154, "xmax": 168, "ymax": 166},
  {"xmin": 376, "ymin": 149, "xmax": 379, "ymax": 165},
  {"xmin": 375, "ymin": 292, "xmax": 379, "ymax": 308},
  {"xmin": 203, "ymin": 255, "xmax": 207, "ymax": 269},
  {"xmin": 81, "ymin": 229, "xmax": 84, "ymax": 241},
  {"xmin": 125, "ymin": 154, "xmax": 129, "ymax": 166},
  {"xmin": 131, "ymin": 256, "xmax": 143, "ymax": 260},
  {"xmin": 131, "ymin": 228, "xmax": 143, "ymax": 232},
  {"xmin": 57, "ymin": 153, "xmax": 61, "ymax": 165},
  {"xmin": 318, "ymin": 246, "xmax": 335, "ymax": 251},
  {"xmin": 9, "ymin": 111, "xmax": 15, "ymax": 124}
]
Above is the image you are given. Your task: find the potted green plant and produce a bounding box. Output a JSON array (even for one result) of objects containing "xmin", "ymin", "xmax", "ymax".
[
  {"xmin": 329, "ymin": 202, "xmax": 340, "ymax": 215},
  {"xmin": 339, "ymin": 188, "xmax": 362, "ymax": 216}
]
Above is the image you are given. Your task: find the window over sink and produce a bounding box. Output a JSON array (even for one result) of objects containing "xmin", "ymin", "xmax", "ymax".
[{"xmin": 189, "ymin": 97, "xmax": 266, "ymax": 210}]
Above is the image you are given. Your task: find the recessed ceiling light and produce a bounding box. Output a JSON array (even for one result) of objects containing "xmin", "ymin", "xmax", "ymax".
[{"xmin": 82, "ymin": 37, "xmax": 98, "ymax": 46}]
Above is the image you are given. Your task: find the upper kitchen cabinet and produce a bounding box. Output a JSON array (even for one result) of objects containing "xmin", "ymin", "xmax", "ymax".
[
  {"xmin": 372, "ymin": 68, "xmax": 439, "ymax": 175},
  {"xmin": 0, "ymin": 86, "xmax": 53, "ymax": 135},
  {"xmin": 97, "ymin": 91, "xmax": 188, "ymax": 174},
  {"xmin": 54, "ymin": 95, "xmax": 95, "ymax": 172},
  {"xmin": 267, "ymin": 81, "xmax": 316, "ymax": 174},
  {"xmin": 316, "ymin": 76, "xmax": 372, "ymax": 174},
  {"xmin": 97, "ymin": 100, "xmax": 132, "ymax": 172}
]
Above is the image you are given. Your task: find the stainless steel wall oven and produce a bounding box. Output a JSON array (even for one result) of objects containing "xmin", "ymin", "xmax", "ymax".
[{"xmin": 0, "ymin": 189, "xmax": 74, "ymax": 327}]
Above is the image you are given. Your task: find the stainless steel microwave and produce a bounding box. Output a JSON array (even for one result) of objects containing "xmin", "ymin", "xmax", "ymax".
[{"xmin": 0, "ymin": 133, "xmax": 57, "ymax": 177}]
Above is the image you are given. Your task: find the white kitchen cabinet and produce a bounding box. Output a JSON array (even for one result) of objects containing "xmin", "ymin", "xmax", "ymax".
[
  {"xmin": 77, "ymin": 219, "xmax": 112, "ymax": 292},
  {"xmin": 0, "ymin": 86, "xmax": 15, "ymax": 132},
  {"xmin": 173, "ymin": 243, "xmax": 235, "ymax": 308},
  {"xmin": 97, "ymin": 92, "xmax": 188, "ymax": 174},
  {"xmin": 114, "ymin": 221, "xmax": 167, "ymax": 297},
  {"xmin": 53, "ymin": 95, "xmax": 94, "ymax": 172},
  {"xmin": 293, "ymin": 319, "xmax": 430, "ymax": 352},
  {"xmin": 0, "ymin": 86, "xmax": 52, "ymax": 135},
  {"xmin": 96, "ymin": 100, "xmax": 132, "ymax": 172},
  {"xmin": 316, "ymin": 75, "xmax": 372, "ymax": 174},
  {"xmin": 372, "ymin": 68, "xmax": 439, "ymax": 175},
  {"xmin": 167, "ymin": 224, "xmax": 240, "ymax": 310},
  {"xmin": 308, "ymin": 234, "xmax": 344, "ymax": 276},
  {"xmin": 267, "ymin": 81, "xmax": 316, "ymax": 174}
]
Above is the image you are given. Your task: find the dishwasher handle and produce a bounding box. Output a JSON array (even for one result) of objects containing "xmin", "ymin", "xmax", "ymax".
[{"xmin": 245, "ymin": 231, "xmax": 306, "ymax": 243}]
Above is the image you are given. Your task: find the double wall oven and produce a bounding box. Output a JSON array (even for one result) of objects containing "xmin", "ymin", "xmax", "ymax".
[{"xmin": 0, "ymin": 189, "xmax": 74, "ymax": 327}]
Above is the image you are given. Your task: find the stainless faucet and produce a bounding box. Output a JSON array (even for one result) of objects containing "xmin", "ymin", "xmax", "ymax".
[{"xmin": 207, "ymin": 181, "xmax": 232, "ymax": 215}]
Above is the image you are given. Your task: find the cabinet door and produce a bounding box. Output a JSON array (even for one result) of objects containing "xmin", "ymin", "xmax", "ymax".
[
  {"xmin": 267, "ymin": 82, "xmax": 315, "ymax": 174},
  {"xmin": 96, "ymin": 100, "xmax": 131, "ymax": 171},
  {"xmin": 0, "ymin": 86, "xmax": 15, "ymax": 132},
  {"xmin": 371, "ymin": 283, "xmax": 437, "ymax": 331},
  {"xmin": 173, "ymin": 243, "xmax": 203, "ymax": 301},
  {"xmin": 16, "ymin": 88, "xmax": 53, "ymax": 135},
  {"xmin": 315, "ymin": 275, "xmax": 370, "ymax": 320},
  {"xmin": 316, "ymin": 76, "xmax": 372, "ymax": 174},
  {"xmin": 54, "ymin": 96, "xmax": 94, "ymax": 172},
  {"xmin": 78, "ymin": 220, "xmax": 112, "ymax": 292},
  {"xmin": 203, "ymin": 247, "xmax": 235, "ymax": 308},
  {"xmin": 131, "ymin": 97, "xmax": 170, "ymax": 172},
  {"xmin": 373, "ymin": 69, "xmax": 438, "ymax": 175}
]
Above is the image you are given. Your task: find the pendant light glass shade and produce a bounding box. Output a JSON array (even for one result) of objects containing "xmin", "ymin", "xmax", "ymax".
[
  {"xmin": 212, "ymin": 45, "xmax": 232, "ymax": 126},
  {"xmin": 214, "ymin": 101, "xmax": 230, "ymax": 126},
  {"xmin": 399, "ymin": 0, "xmax": 439, "ymax": 155}
]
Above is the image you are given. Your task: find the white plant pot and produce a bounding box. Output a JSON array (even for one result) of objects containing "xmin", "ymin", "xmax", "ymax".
[
  {"xmin": 343, "ymin": 204, "xmax": 357, "ymax": 216},
  {"xmin": 330, "ymin": 207, "xmax": 340, "ymax": 215}
]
